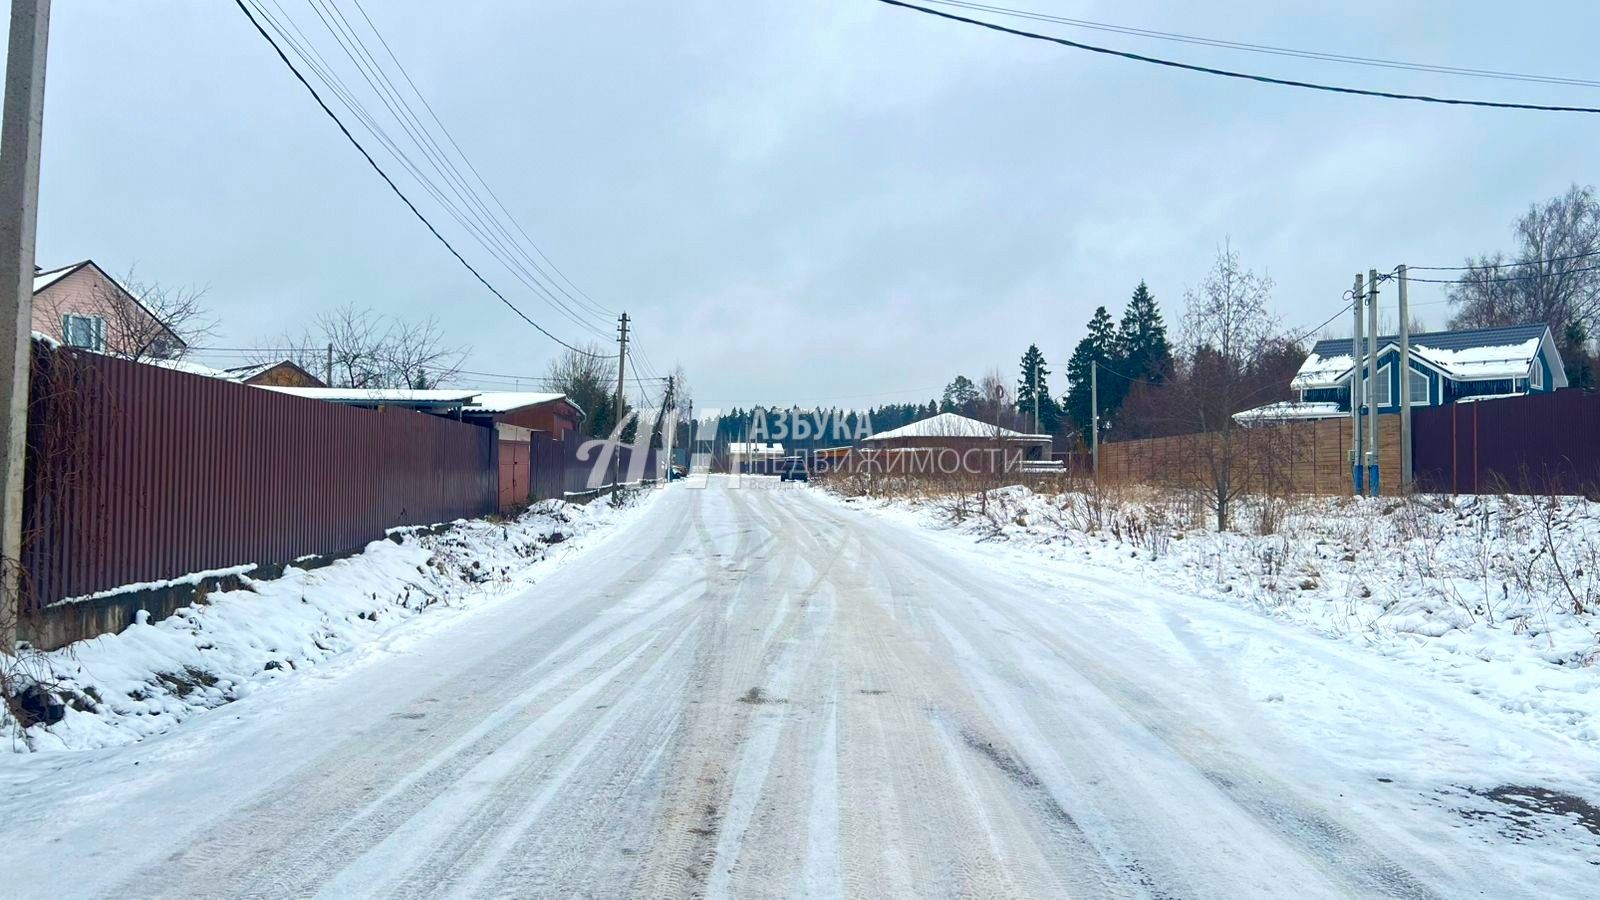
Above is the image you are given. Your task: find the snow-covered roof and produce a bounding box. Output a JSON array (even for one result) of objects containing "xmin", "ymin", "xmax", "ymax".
[
  {"xmin": 729, "ymin": 442, "xmax": 784, "ymax": 455},
  {"xmin": 1293, "ymin": 324, "xmax": 1558, "ymax": 389},
  {"xmin": 863, "ymin": 412, "xmax": 1050, "ymax": 442},
  {"xmin": 264, "ymin": 387, "xmax": 481, "ymax": 404},
  {"xmin": 222, "ymin": 361, "xmax": 280, "ymax": 380},
  {"xmin": 1232, "ymin": 401, "xmax": 1344, "ymax": 425},
  {"xmin": 260, "ymin": 386, "xmax": 577, "ymax": 416},
  {"xmin": 149, "ymin": 358, "xmax": 241, "ymax": 381},
  {"xmin": 32, "ymin": 262, "xmax": 84, "ymax": 294},
  {"xmin": 461, "ymin": 391, "xmax": 566, "ymax": 413}
]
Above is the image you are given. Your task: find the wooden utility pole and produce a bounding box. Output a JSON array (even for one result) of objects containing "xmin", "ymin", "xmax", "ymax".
[
  {"xmin": 0, "ymin": 0, "xmax": 50, "ymax": 652},
  {"xmin": 1367, "ymin": 268, "xmax": 1380, "ymax": 495},
  {"xmin": 325, "ymin": 342, "xmax": 333, "ymax": 386},
  {"xmin": 1397, "ymin": 264, "xmax": 1412, "ymax": 492},
  {"xmin": 1350, "ymin": 273, "xmax": 1364, "ymax": 495}
]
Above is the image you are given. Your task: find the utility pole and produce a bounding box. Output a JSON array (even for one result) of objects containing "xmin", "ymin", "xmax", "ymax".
[
  {"xmin": 1397, "ymin": 265, "xmax": 1412, "ymax": 493},
  {"xmin": 1032, "ymin": 359, "xmax": 1039, "ymax": 434},
  {"xmin": 325, "ymin": 342, "xmax": 333, "ymax": 386},
  {"xmin": 0, "ymin": 0, "xmax": 50, "ymax": 653},
  {"xmin": 1350, "ymin": 273, "xmax": 1364, "ymax": 496},
  {"xmin": 612, "ymin": 311, "xmax": 629, "ymax": 487},
  {"xmin": 1367, "ymin": 268, "xmax": 1380, "ymax": 496},
  {"xmin": 1090, "ymin": 360, "xmax": 1099, "ymax": 479}
]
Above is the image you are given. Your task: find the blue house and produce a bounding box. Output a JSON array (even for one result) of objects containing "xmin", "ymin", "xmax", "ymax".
[{"xmin": 1236, "ymin": 323, "xmax": 1567, "ymax": 423}]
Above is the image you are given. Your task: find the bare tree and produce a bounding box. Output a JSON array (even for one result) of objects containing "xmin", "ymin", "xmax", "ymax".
[
  {"xmin": 1450, "ymin": 184, "xmax": 1600, "ymax": 384},
  {"xmin": 269, "ymin": 304, "xmax": 465, "ymax": 389},
  {"xmin": 544, "ymin": 342, "xmax": 626, "ymax": 438},
  {"xmin": 86, "ymin": 269, "xmax": 216, "ymax": 362},
  {"xmin": 1172, "ymin": 242, "xmax": 1280, "ymax": 531}
]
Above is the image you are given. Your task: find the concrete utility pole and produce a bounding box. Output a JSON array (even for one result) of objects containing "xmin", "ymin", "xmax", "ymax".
[
  {"xmin": 1032, "ymin": 358, "xmax": 1039, "ymax": 434},
  {"xmin": 612, "ymin": 311, "xmax": 629, "ymax": 487},
  {"xmin": 1350, "ymin": 273, "xmax": 1364, "ymax": 496},
  {"xmin": 1090, "ymin": 360, "xmax": 1099, "ymax": 479},
  {"xmin": 1397, "ymin": 264, "xmax": 1412, "ymax": 493},
  {"xmin": 0, "ymin": 0, "xmax": 50, "ymax": 653},
  {"xmin": 1367, "ymin": 268, "xmax": 1380, "ymax": 496}
]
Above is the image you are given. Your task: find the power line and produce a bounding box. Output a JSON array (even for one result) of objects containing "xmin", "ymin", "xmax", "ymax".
[
  {"xmin": 1404, "ymin": 262, "xmax": 1600, "ymax": 283},
  {"xmin": 917, "ymin": 0, "xmax": 1600, "ymax": 90},
  {"xmin": 348, "ymin": 0, "xmax": 615, "ymax": 321},
  {"xmin": 329, "ymin": 0, "xmax": 616, "ymax": 327},
  {"xmin": 251, "ymin": 0, "xmax": 612, "ymax": 342},
  {"xmin": 874, "ymin": 0, "xmax": 1600, "ymax": 114},
  {"xmin": 290, "ymin": 0, "xmax": 611, "ymax": 340},
  {"xmin": 233, "ymin": 0, "xmax": 615, "ymax": 358},
  {"xmin": 1406, "ymin": 248, "xmax": 1600, "ymax": 271}
]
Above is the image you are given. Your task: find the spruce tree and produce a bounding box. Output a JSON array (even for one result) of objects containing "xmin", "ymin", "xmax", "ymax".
[
  {"xmin": 1116, "ymin": 280, "xmax": 1172, "ymax": 383},
  {"xmin": 1015, "ymin": 344, "xmax": 1061, "ymax": 433},
  {"xmin": 1063, "ymin": 306, "xmax": 1118, "ymax": 441}
]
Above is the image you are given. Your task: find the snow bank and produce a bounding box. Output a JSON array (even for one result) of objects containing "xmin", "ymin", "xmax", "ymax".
[
  {"xmin": 832, "ymin": 485, "xmax": 1600, "ymax": 745},
  {"xmin": 1, "ymin": 491, "xmax": 656, "ymax": 753}
]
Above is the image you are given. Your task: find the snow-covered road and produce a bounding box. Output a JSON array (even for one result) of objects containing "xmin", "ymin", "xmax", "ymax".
[{"xmin": 2, "ymin": 476, "xmax": 1596, "ymax": 898}]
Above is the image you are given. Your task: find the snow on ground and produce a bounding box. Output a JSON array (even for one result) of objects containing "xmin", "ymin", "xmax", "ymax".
[
  {"xmin": 2, "ymin": 489, "xmax": 659, "ymax": 753},
  {"xmin": 823, "ymin": 483, "xmax": 1600, "ymax": 748}
]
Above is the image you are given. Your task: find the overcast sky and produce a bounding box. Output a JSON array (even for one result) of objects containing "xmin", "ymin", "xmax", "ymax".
[{"xmin": 14, "ymin": 0, "xmax": 1600, "ymax": 410}]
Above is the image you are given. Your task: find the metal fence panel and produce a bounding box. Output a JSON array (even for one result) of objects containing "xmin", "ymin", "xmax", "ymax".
[
  {"xmin": 1412, "ymin": 390, "xmax": 1600, "ymax": 494},
  {"xmin": 21, "ymin": 346, "xmax": 497, "ymax": 611}
]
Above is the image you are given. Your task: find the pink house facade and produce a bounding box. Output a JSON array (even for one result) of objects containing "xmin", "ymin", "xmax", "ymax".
[{"xmin": 32, "ymin": 260, "xmax": 184, "ymax": 358}]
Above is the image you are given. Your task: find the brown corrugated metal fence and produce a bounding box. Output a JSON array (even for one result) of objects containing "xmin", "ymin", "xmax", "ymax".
[
  {"xmin": 1412, "ymin": 389, "xmax": 1600, "ymax": 494},
  {"xmin": 21, "ymin": 346, "xmax": 497, "ymax": 617}
]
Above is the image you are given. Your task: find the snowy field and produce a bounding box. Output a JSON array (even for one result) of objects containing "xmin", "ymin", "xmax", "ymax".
[{"xmin": 2, "ymin": 490, "xmax": 659, "ymax": 753}]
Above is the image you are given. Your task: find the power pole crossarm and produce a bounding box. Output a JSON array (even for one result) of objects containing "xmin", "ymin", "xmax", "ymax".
[{"xmin": 0, "ymin": 0, "xmax": 50, "ymax": 652}]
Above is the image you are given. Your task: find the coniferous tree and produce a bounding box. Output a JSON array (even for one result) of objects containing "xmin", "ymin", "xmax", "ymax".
[
  {"xmin": 1063, "ymin": 306, "xmax": 1118, "ymax": 441},
  {"xmin": 1116, "ymin": 280, "xmax": 1173, "ymax": 384},
  {"xmin": 1015, "ymin": 344, "xmax": 1061, "ymax": 434},
  {"xmin": 941, "ymin": 375, "xmax": 980, "ymax": 414}
]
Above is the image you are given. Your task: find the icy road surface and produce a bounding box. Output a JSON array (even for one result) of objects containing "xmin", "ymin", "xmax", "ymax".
[{"xmin": 3, "ymin": 476, "xmax": 1597, "ymax": 898}]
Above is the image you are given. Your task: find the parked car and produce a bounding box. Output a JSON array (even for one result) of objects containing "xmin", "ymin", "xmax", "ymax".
[{"xmin": 779, "ymin": 457, "xmax": 809, "ymax": 482}]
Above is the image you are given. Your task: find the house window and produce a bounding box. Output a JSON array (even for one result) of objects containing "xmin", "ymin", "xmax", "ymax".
[
  {"xmin": 1371, "ymin": 363, "xmax": 1392, "ymax": 407},
  {"xmin": 1530, "ymin": 362, "xmax": 1543, "ymax": 390},
  {"xmin": 62, "ymin": 314, "xmax": 105, "ymax": 351},
  {"xmin": 1408, "ymin": 368, "xmax": 1429, "ymax": 404}
]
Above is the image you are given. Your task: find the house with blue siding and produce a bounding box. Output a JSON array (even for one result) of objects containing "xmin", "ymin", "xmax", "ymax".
[{"xmin": 1235, "ymin": 323, "xmax": 1567, "ymax": 423}]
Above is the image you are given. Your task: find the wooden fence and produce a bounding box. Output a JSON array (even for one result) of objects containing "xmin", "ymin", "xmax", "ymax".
[{"xmin": 1098, "ymin": 415, "xmax": 1400, "ymax": 496}]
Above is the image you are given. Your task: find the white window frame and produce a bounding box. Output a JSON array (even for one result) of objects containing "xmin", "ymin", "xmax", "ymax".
[
  {"xmin": 1407, "ymin": 367, "xmax": 1429, "ymax": 405},
  {"xmin": 1530, "ymin": 361, "xmax": 1543, "ymax": 390},
  {"xmin": 61, "ymin": 313, "xmax": 106, "ymax": 352},
  {"xmin": 1372, "ymin": 362, "xmax": 1392, "ymax": 407}
]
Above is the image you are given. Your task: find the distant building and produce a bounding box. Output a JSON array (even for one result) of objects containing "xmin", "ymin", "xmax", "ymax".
[
  {"xmin": 32, "ymin": 260, "xmax": 185, "ymax": 358},
  {"xmin": 224, "ymin": 360, "xmax": 326, "ymax": 388},
  {"xmin": 1236, "ymin": 323, "xmax": 1567, "ymax": 424},
  {"xmin": 858, "ymin": 412, "xmax": 1052, "ymax": 473},
  {"xmin": 728, "ymin": 441, "xmax": 785, "ymax": 473}
]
